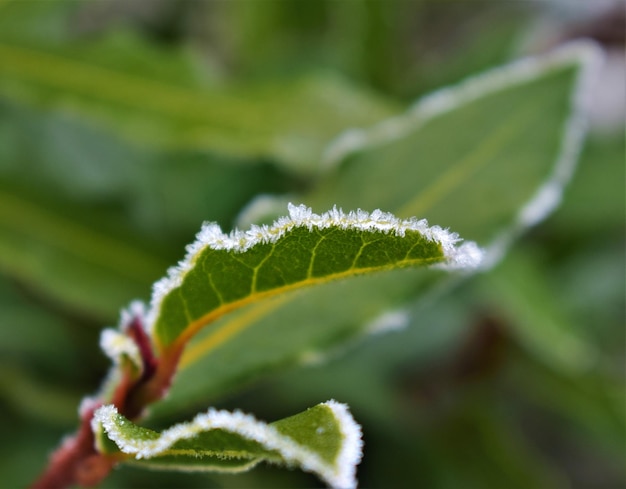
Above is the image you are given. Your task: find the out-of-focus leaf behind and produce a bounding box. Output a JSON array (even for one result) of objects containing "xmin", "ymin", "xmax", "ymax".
[{"xmin": 0, "ymin": 19, "xmax": 397, "ymax": 173}]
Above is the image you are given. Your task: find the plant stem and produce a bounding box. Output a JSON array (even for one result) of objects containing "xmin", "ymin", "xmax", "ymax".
[
  {"xmin": 30, "ymin": 403, "xmax": 115, "ymax": 489},
  {"xmin": 31, "ymin": 315, "xmax": 184, "ymax": 488}
]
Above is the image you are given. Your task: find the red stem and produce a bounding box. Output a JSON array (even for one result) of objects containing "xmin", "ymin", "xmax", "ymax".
[
  {"xmin": 30, "ymin": 403, "xmax": 115, "ymax": 489},
  {"xmin": 30, "ymin": 315, "xmax": 184, "ymax": 489},
  {"xmin": 124, "ymin": 345, "xmax": 183, "ymax": 419}
]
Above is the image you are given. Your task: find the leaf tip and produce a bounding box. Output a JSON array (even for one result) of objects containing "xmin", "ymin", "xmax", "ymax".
[
  {"xmin": 119, "ymin": 300, "xmax": 147, "ymax": 330},
  {"xmin": 439, "ymin": 240, "xmax": 485, "ymax": 271},
  {"xmin": 91, "ymin": 404, "xmax": 122, "ymax": 453},
  {"xmin": 320, "ymin": 400, "xmax": 363, "ymax": 489},
  {"xmin": 99, "ymin": 329, "xmax": 142, "ymax": 369}
]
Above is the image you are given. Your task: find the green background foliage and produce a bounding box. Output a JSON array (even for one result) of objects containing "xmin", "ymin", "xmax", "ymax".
[{"xmin": 0, "ymin": 1, "xmax": 624, "ymax": 488}]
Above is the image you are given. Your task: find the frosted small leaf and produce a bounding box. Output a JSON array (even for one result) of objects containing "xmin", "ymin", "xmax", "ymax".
[{"xmin": 93, "ymin": 401, "xmax": 362, "ymax": 489}]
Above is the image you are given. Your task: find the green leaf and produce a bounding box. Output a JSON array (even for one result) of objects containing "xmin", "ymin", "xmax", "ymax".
[
  {"xmin": 0, "ymin": 95, "xmax": 293, "ymax": 234},
  {"xmin": 149, "ymin": 43, "xmax": 600, "ymax": 418},
  {"xmin": 0, "ymin": 187, "xmax": 169, "ymax": 318},
  {"xmin": 93, "ymin": 401, "xmax": 362, "ymax": 489},
  {"xmin": 551, "ymin": 133, "xmax": 625, "ymax": 237},
  {"xmin": 145, "ymin": 204, "xmax": 481, "ymax": 352},
  {"xmin": 0, "ymin": 30, "xmax": 396, "ymax": 173},
  {"xmin": 310, "ymin": 41, "xmax": 600, "ymax": 253},
  {"xmin": 479, "ymin": 249, "xmax": 600, "ymax": 374}
]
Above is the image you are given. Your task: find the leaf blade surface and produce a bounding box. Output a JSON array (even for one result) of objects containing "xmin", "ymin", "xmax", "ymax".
[
  {"xmin": 148, "ymin": 204, "xmax": 481, "ymax": 350},
  {"xmin": 93, "ymin": 401, "xmax": 362, "ymax": 488}
]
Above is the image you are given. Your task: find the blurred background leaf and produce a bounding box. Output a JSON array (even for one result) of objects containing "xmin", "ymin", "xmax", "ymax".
[
  {"xmin": 1, "ymin": 1, "xmax": 623, "ymax": 488},
  {"xmin": 0, "ymin": 1, "xmax": 398, "ymax": 173}
]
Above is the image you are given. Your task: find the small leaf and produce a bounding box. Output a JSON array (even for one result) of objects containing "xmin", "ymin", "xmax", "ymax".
[
  {"xmin": 145, "ymin": 204, "xmax": 482, "ymax": 351},
  {"xmin": 93, "ymin": 400, "xmax": 362, "ymax": 489},
  {"xmin": 100, "ymin": 329, "xmax": 143, "ymax": 372}
]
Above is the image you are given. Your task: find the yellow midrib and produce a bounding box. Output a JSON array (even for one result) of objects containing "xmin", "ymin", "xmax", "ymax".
[
  {"xmin": 398, "ymin": 103, "xmax": 539, "ymax": 218},
  {"xmin": 164, "ymin": 254, "xmax": 443, "ymax": 354}
]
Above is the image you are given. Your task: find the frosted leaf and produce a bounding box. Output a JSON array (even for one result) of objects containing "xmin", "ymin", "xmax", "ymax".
[
  {"xmin": 93, "ymin": 400, "xmax": 363, "ymax": 489},
  {"xmin": 144, "ymin": 204, "xmax": 483, "ymax": 335}
]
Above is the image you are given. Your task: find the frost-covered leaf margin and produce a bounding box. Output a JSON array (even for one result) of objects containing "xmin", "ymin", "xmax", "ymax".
[
  {"xmin": 140, "ymin": 203, "xmax": 483, "ymax": 351},
  {"xmin": 93, "ymin": 400, "xmax": 362, "ymax": 489}
]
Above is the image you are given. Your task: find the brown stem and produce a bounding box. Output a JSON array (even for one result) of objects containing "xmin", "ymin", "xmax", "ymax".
[
  {"xmin": 31, "ymin": 316, "xmax": 186, "ymax": 488},
  {"xmin": 124, "ymin": 345, "xmax": 184, "ymax": 419},
  {"xmin": 30, "ymin": 403, "xmax": 115, "ymax": 489}
]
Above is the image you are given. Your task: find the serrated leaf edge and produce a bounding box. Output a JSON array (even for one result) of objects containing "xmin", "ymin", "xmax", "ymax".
[
  {"xmin": 92, "ymin": 400, "xmax": 362, "ymax": 489},
  {"xmin": 142, "ymin": 203, "xmax": 482, "ymax": 337}
]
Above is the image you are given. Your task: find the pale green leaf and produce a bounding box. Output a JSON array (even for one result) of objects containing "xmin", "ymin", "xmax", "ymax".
[
  {"xmin": 0, "ymin": 99, "xmax": 292, "ymax": 318},
  {"xmin": 0, "ymin": 188, "xmax": 168, "ymax": 318},
  {"xmin": 93, "ymin": 401, "xmax": 362, "ymax": 489},
  {"xmin": 0, "ymin": 31, "xmax": 396, "ymax": 172},
  {"xmin": 312, "ymin": 41, "xmax": 600, "ymax": 257},
  {"xmin": 551, "ymin": 134, "xmax": 625, "ymax": 237},
  {"xmin": 0, "ymin": 96, "xmax": 292, "ymax": 233}
]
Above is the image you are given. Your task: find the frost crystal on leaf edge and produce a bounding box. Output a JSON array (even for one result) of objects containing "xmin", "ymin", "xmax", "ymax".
[
  {"xmin": 99, "ymin": 329, "xmax": 142, "ymax": 370},
  {"xmin": 93, "ymin": 401, "xmax": 362, "ymax": 489},
  {"xmin": 141, "ymin": 204, "xmax": 482, "ymax": 335}
]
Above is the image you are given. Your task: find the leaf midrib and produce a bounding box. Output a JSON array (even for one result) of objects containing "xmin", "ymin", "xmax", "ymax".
[
  {"xmin": 161, "ymin": 254, "xmax": 443, "ymax": 351},
  {"xmin": 398, "ymin": 102, "xmax": 541, "ymax": 217}
]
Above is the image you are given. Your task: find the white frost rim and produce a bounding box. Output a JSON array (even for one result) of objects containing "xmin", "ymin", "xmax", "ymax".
[
  {"xmin": 481, "ymin": 41, "xmax": 603, "ymax": 268},
  {"xmin": 140, "ymin": 203, "xmax": 482, "ymax": 334},
  {"xmin": 322, "ymin": 40, "xmax": 602, "ymax": 167},
  {"xmin": 99, "ymin": 329, "xmax": 142, "ymax": 370},
  {"xmin": 93, "ymin": 400, "xmax": 362, "ymax": 489}
]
